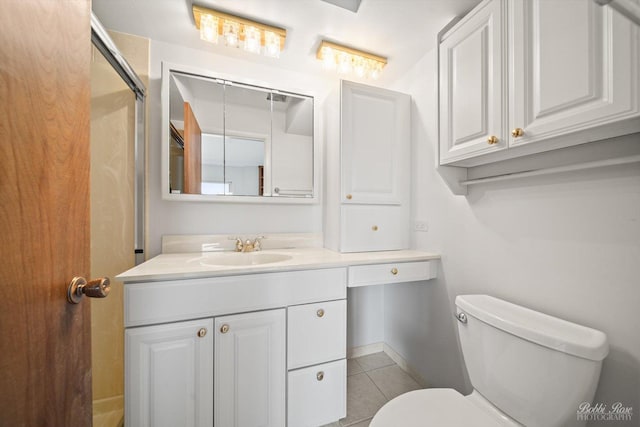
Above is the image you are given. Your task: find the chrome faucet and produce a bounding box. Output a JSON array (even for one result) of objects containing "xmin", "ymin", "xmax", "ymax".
[{"xmin": 233, "ymin": 236, "xmax": 265, "ymax": 252}]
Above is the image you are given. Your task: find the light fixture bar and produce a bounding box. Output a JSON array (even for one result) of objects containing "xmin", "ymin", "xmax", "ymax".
[
  {"xmin": 316, "ymin": 40, "xmax": 387, "ymax": 79},
  {"xmin": 193, "ymin": 5, "xmax": 286, "ymax": 50},
  {"xmin": 316, "ymin": 40, "xmax": 387, "ymax": 65}
]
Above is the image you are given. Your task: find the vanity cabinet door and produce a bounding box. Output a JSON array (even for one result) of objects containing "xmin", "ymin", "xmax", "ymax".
[
  {"xmin": 214, "ymin": 309, "xmax": 286, "ymax": 427},
  {"xmin": 341, "ymin": 80, "xmax": 410, "ymax": 205},
  {"xmin": 439, "ymin": 0, "xmax": 506, "ymax": 164},
  {"xmin": 125, "ymin": 318, "xmax": 214, "ymax": 427}
]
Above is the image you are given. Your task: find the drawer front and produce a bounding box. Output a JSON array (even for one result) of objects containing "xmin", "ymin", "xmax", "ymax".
[
  {"xmin": 287, "ymin": 300, "xmax": 346, "ymax": 370},
  {"xmin": 288, "ymin": 359, "xmax": 346, "ymax": 427},
  {"xmin": 348, "ymin": 261, "xmax": 434, "ymax": 287},
  {"xmin": 341, "ymin": 205, "xmax": 409, "ymax": 252}
]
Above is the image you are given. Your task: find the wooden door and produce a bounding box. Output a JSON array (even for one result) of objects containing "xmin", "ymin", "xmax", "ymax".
[
  {"xmin": 341, "ymin": 81, "xmax": 410, "ymax": 205},
  {"xmin": 438, "ymin": 0, "xmax": 507, "ymax": 164},
  {"xmin": 125, "ymin": 319, "xmax": 214, "ymax": 427},
  {"xmin": 214, "ymin": 309, "xmax": 286, "ymax": 427},
  {"xmin": 183, "ymin": 102, "xmax": 202, "ymax": 194},
  {"xmin": 0, "ymin": 0, "xmax": 92, "ymax": 426}
]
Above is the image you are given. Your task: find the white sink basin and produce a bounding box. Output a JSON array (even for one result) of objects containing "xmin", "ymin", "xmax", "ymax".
[{"xmin": 198, "ymin": 252, "xmax": 292, "ymax": 267}]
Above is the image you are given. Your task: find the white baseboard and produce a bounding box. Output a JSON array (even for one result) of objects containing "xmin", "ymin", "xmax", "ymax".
[
  {"xmin": 348, "ymin": 342, "xmax": 428, "ymax": 388},
  {"xmin": 347, "ymin": 342, "xmax": 383, "ymax": 359},
  {"xmin": 382, "ymin": 343, "xmax": 427, "ymax": 388}
]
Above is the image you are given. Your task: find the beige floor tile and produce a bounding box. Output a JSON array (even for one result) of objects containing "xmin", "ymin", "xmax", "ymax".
[
  {"xmin": 339, "ymin": 373, "xmax": 387, "ymax": 426},
  {"xmin": 347, "ymin": 418, "xmax": 372, "ymax": 427},
  {"xmin": 347, "ymin": 358, "xmax": 364, "ymax": 376},
  {"xmin": 355, "ymin": 352, "xmax": 395, "ymax": 372},
  {"xmin": 367, "ymin": 365, "xmax": 422, "ymax": 400}
]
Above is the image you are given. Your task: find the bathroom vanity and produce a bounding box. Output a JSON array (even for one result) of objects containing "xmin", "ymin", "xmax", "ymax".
[{"xmin": 118, "ymin": 238, "xmax": 439, "ymax": 427}]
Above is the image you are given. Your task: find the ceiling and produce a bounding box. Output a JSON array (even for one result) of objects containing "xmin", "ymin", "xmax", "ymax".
[{"xmin": 92, "ymin": 0, "xmax": 480, "ymax": 83}]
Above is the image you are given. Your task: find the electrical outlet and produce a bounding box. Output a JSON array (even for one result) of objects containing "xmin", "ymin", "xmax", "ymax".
[{"xmin": 414, "ymin": 220, "xmax": 429, "ymax": 232}]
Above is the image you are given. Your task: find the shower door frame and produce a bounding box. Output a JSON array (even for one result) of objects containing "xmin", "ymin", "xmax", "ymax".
[{"xmin": 91, "ymin": 12, "xmax": 147, "ymax": 265}]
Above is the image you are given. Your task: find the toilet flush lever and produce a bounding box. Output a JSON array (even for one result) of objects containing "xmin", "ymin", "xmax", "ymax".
[{"xmin": 456, "ymin": 312, "xmax": 468, "ymax": 324}]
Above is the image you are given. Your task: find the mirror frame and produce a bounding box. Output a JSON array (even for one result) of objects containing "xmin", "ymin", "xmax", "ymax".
[{"xmin": 161, "ymin": 62, "xmax": 319, "ymax": 204}]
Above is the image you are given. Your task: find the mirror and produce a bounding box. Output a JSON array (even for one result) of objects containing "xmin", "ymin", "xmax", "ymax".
[{"xmin": 164, "ymin": 67, "xmax": 315, "ymax": 200}]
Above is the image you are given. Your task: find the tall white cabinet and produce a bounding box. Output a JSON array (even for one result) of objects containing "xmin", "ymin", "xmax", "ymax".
[
  {"xmin": 439, "ymin": 0, "xmax": 640, "ymax": 166},
  {"xmin": 325, "ymin": 80, "xmax": 411, "ymax": 252}
]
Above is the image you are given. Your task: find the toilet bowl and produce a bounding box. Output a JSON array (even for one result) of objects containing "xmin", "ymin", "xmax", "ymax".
[{"xmin": 371, "ymin": 295, "xmax": 609, "ymax": 427}]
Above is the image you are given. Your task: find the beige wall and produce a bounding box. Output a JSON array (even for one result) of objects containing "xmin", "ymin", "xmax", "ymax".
[{"xmin": 90, "ymin": 31, "xmax": 149, "ymax": 424}]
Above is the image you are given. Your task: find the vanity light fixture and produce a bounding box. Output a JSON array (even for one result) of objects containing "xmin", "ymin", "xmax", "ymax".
[
  {"xmin": 193, "ymin": 5, "xmax": 286, "ymax": 58},
  {"xmin": 316, "ymin": 40, "xmax": 387, "ymax": 79}
]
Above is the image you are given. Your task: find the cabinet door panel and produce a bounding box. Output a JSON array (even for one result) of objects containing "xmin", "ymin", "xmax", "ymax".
[
  {"xmin": 125, "ymin": 319, "xmax": 213, "ymax": 427},
  {"xmin": 439, "ymin": 0, "xmax": 506, "ymax": 164},
  {"xmin": 341, "ymin": 81, "xmax": 409, "ymax": 204},
  {"xmin": 510, "ymin": 0, "xmax": 640, "ymax": 146},
  {"xmin": 215, "ymin": 309, "xmax": 286, "ymax": 427}
]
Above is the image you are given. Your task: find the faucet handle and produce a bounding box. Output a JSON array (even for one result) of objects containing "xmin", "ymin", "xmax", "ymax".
[
  {"xmin": 227, "ymin": 236, "xmax": 244, "ymax": 252},
  {"xmin": 253, "ymin": 235, "xmax": 265, "ymax": 251}
]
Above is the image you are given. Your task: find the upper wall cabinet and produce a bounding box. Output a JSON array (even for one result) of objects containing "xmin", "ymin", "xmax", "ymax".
[
  {"xmin": 324, "ymin": 81, "xmax": 411, "ymax": 253},
  {"xmin": 341, "ymin": 82, "xmax": 410, "ymax": 205},
  {"xmin": 439, "ymin": 0, "xmax": 640, "ymax": 167}
]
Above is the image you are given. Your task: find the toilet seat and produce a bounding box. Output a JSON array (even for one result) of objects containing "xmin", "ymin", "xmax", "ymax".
[{"xmin": 370, "ymin": 388, "xmax": 508, "ymax": 427}]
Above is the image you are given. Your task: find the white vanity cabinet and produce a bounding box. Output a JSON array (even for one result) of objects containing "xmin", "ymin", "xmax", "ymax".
[
  {"xmin": 125, "ymin": 318, "xmax": 214, "ymax": 427},
  {"xmin": 124, "ymin": 268, "xmax": 347, "ymax": 427},
  {"xmin": 287, "ymin": 300, "xmax": 347, "ymax": 427},
  {"xmin": 439, "ymin": 0, "xmax": 640, "ymax": 166},
  {"xmin": 325, "ymin": 80, "xmax": 411, "ymax": 252},
  {"xmin": 215, "ymin": 310, "xmax": 286, "ymax": 427}
]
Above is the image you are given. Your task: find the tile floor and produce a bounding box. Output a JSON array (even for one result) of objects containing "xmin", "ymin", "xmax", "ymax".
[{"xmin": 323, "ymin": 352, "xmax": 423, "ymax": 427}]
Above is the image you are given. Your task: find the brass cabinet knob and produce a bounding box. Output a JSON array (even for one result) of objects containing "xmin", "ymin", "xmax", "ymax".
[
  {"xmin": 372, "ymin": 225, "xmax": 379, "ymax": 231},
  {"xmin": 220, "ymin": 324, "xmax": 230, "ymax": 334},
  {"xmin": 487, "ymin": 135, "xmax": 499, "ymax": 145},
  {"xmin": 346, "ymin": 194, "xmax": 352, "ymax": 200},
  {"xmin": 197, "ymin": 328, "xmax": 207, "ymax": 338},
  {"xmin": 391, "ymin": 267, "xmax": 398, "ymax": 275},
  {"xmin": 316, "ymin": 371, "xmax": 324, "ymax": 381},
  {"xmin": 511, "ymin": 127, "xmax": 524, "ymax": 138},
  {"xmin": 316, "ymin": 308, "xmax": 325, "ymax": 318}
]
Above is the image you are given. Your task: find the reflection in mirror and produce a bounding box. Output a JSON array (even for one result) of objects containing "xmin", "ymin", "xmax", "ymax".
[{"xmin": 166, "ymin": 69, "xmax": 314, "ymax": 199}]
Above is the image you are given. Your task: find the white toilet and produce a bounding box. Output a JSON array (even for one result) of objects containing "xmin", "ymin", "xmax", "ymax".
[{"xmin": 371, "ymin": 294, "xmax": 609, "ymax": 427}]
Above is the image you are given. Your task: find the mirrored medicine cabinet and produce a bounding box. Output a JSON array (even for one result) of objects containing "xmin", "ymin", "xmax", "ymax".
[{"xmin": 161, "ymin": 63, "xmax": 317, "ymax": 203}]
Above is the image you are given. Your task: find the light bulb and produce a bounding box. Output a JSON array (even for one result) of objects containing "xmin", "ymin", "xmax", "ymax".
[
  {"xmin": 264, "ymin": 31, "xmax": 281, "ymax": 58},
  {"xmin": 337, "ymin": 52, "xmax": 352, "ymax": 74},
  {"xmin": 354, "ymin": 57, "xmax": 366, "ymax": 78},
  {"xmin": 199, "ymin": 14, "xmax": 218, "ymax": 44},
  {"xmin": 321, "ymin": 46, "xmax": 336, "ymax": 70},
  {"xmin": 244, "ymin": 26, "xmax": 261, "ymax": 54},
  {"xmin": 223, "ymin": 21, "xmax": 240, "ymax": 47}
]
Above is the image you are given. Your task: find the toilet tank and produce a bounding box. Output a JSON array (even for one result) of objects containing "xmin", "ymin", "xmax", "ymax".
[{"xmin": 455, "ymin": 295, "xmax": 608, "ymax": 427}]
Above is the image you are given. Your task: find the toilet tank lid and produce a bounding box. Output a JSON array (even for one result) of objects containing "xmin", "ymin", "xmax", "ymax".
[{"xmin": 455, "ymin": 295, "xmax": 609, "ymax": 361}]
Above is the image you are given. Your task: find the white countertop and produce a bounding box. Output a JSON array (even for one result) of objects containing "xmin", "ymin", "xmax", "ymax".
[{"xmin": 117, "ymin": 248, "xmax": 440, "ymax": 283}]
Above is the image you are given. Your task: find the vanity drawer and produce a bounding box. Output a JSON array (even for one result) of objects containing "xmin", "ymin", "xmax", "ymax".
[
  {"xmin": 287, "ymin": 300, "xmax": 346, "ymax": 369},
  {"xmin": 348, "ymin": 261, "xmax": 435, "ymax": 287},
  {"xmin": 341, "ymin": 205, "xmax": 409, "ymax": 252},
  {"xmin": 288, "ymin": 359, "xmax": 346, "ymax": 427}
]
